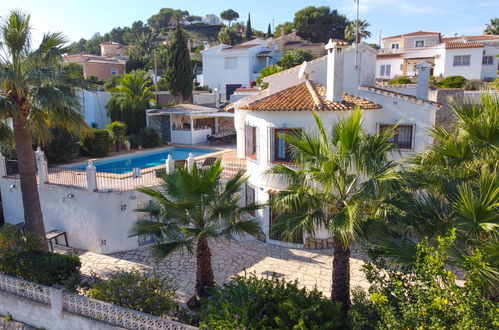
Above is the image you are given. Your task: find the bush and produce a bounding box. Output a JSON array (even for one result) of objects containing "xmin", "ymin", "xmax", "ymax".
[
  {"xmin": 106, "ymin": 121, "xmax": 127, "ymax": 151},
  {"xmin": 437, "ymin": 75, "xmax": 467, "ymax": 88},
  {"xmin": 278, "ymin": 49, "xmax": 314, "ymax": 69},
  {"xmin": 256, "ymin": 65, "xmax": 283, "ymax": 89},
  {"xmin": 492, "ymin": 76, "xmax": 499, "ymax": 89},
  {"xmin": 128, "ymin": 127, "xmax": 161, "ymax": 149},
  {"xmin": 389, "ymin": 77, "xmax": 412, "ymax": 85},
  {"xmin": 349, "ymin": 232, "xmax": 498, "ymax": 329},
  {"xmin": 86, "ymin": 270, "xmax": 179, "ymax": 318},
  {"xmin": 44, "ymin": 127, "xmax": 79, "ymax": 163},
  {"xmin": 199, "ymin": 273, "xmax": 343, "ymax": 329},
  {"xmin": 464, "ymin": 79, "xmax": 485, "ymax": 91},
  {"xmin": 0, "ymin": 226, "xmax": 81, "ymax": 291},
  {"xmin": 80, "ymin": 128, "xmax": 112, "ymax": 157}
]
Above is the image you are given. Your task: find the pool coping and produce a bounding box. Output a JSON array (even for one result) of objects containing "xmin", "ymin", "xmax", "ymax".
[{"xmin": 59, "ymin": 144, "xmax": 233, "ymax": 179}]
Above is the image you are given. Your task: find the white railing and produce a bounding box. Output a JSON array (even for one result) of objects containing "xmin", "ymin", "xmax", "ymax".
[
  {"xmin": 0, "ymin": 272, "xmax": 196, "ymax": 330},
  {"xmin": 63, "ymin": 292, "xmax": 195, "ymax": 330},
  {"xmin": 0, "ymin": 273, "xmax": 51, "ymax": 305}
]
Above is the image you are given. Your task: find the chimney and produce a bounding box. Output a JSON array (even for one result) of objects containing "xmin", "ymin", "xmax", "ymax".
[
  {"xmin": 325, "ymin": 39, "xmax": 345, "ymax": 102},
  {"xmin": 416, "ymin": 61, "xmax": 431, "ymax": 100}
]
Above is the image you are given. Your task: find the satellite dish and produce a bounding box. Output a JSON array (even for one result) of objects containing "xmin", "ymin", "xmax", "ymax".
[{"xmin": 298, "ymin": 61, "xmax": 308, "ymax": 79}]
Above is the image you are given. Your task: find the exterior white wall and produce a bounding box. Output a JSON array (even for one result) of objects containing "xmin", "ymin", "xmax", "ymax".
[
  {"xmin": 78, "ymin": 91, "xmax": 111, "ymax": 128},
  {"xmin": 440, "ymin": 47, "xmax": 485, "ymax": 80},
  {"xmin": 171, "ymin": 128, "xmax": 212, "ymax": 144},
  {"xmin": 0, "ymin": 178, "xmax": 152, "ymax": 254},
  {"xmin": 376, "ymin": 58, "xmax": 403, "ymax": 79},
  {"xmin": 481, "ymin": 45, "xmax": 499, "ymax": 80}
]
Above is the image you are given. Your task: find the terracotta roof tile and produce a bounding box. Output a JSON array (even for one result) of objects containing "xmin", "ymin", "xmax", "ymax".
[
  {"xmin": 445, "ymin": 41, "xmax": 484, "ymax": 49},
  {"xmin": 239, "ymin": 82, "xmax": 381, "ymax": 111},
  {"xmin": 442, "ymin": 35, "xmax": 499, "ymax": 42},
  {"xmin": 360, "ymin": 86, "xmax": 442, "ymax": 108}
]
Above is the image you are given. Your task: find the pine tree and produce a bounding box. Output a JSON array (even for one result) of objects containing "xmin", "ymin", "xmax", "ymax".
[
  {"xmin": 164, "ymin": 23, "xmax": 193, "ymax": 103},
  {"xmin": 245, "ymin": 13, "xmax": 253, "ymax": 40},
  {"xmin": 267, "ymin": 23, "xmax": 272, "ymax": 38}
]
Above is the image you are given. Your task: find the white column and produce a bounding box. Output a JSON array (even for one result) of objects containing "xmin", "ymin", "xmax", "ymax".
[
  {"xmin": 190, "ymin": 117, "xmax": 194, "ymax": 144},
  {"xmin": 36, "ymin": 149, "xmax": 49, "ymax": 184},
  {"xmin": 50, "ymin": 286, "xmax": 63, "ymax": 316},
  {"xmin": 186, "ymin": 152, "xmax": 195, "ymax": 172},
  {"xmin": 165, "ymin": 154, "xmax": 175, "ymax": 174},
  {"xmin": 0, "ymin": 152, "xmax": 6, "ymax": 177},
  {"xmin": 86, "ymin": 160, "xmax": 98, "ymax": 192}
]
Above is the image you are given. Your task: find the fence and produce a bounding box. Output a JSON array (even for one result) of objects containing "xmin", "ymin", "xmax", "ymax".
[
  {"xmin": 5, "ymin": 159, "xmax": 19, "ymax": 177},
  {"xmin": 48, "ymin": 166, "xmax": 88, "ymax": 189},
  {"xmin": 0, "ymin": 272, "xmax": 196, "ymax": 330}
]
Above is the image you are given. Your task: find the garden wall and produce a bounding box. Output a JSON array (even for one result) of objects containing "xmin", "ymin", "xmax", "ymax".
[{"xmin": 0, "ymin": 273, "xmax": 195, "ymax": 330}]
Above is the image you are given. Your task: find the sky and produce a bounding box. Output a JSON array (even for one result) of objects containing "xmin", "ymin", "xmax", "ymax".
[{"xmin": 1, "ymin": 0, "xmax": 497, "ymax": 46}]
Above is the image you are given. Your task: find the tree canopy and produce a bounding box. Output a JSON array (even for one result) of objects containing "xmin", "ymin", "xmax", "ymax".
[
  {"xmin": 164, "ymin": 23, "xmax": 193, "ymax": 103},
  {"xmin": 293, "ymin": 6, "xmax": 349, "ymax": 43},
  {"xmin": 278, "ymin": 49, "xmax": 314, "ymax": 69},
  {"xmin": 484, "ymin": 18, "xmax": 499, "ymax": 35},
  {"xmin": 344, "ymin": 19, "xmax": 371, "ymax": 44},
  {"xmin": 245, "ymin": 13, "xmax": 253, "ymax": 40},
  {"xmin": 147, "ymin": 8, "xmax": 189, "ymax": 32},
  {"xmin": 220, "ymin": 9, "xmax": 239, "ymax": 27}
]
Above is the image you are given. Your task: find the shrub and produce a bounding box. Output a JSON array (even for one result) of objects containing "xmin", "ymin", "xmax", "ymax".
[
  {"xmin": 199, "ymin": 273, "xmax": 343, "ymax": 329},
  {"xmin": 128, "ymin": 127, "xmax": 161, "ymax": 149},
  {"xmin": 389, "ymin": 77, "xmax": 412, "ymax": 85},
  {"xmin": 0, "ymin": 227, "xmax": 81, "ymax": 291},
  {"xmin": 106, "ymin": 121, "xmax": 127, "ymax": 151},
  {"xmin": 278, "ymin": 49, "xmax": 314, "ymax": 69},
  {"xmin": 256, "ymin": 65, "xmax": 283, "ymax": 89},
  {"xmin": 437, "ymin": 75, "xmax": 467, "ymax": 88},
  {"xmin": 492, "ymin": 76, "xmax": 499, "ymax": 89},
  {"xmin": 350, "ymin": 232, "xmax": 498, "ymax": 329},
  {"xmin": 80, "ymin": 128, "xmax": 112, "ymax": 157},
  {"xmin": 464, "ymin": 79, "xmax": 485, "ymax": 91},
  {"xmin": 86, "ymin": 270, "xmax": 179, "ymax": 318},
  {"xmin": 44, "ymin": 127, "xmax": 79, "ymax": 163}
]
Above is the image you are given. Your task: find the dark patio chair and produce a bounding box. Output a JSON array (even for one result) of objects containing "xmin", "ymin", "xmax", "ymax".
[
  {"xmin": 201, "ymin": 157, "xmax": 218, "ymax": 169},
  {"xmin": 175, "ymin": 159, "xmax": 187, "ymax": 169}
]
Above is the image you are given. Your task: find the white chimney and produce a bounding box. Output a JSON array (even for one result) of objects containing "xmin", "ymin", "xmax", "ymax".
[
  {"xmin": 416, "ymin": 61, "xmax": 431, "ymax": 100},
  {"xmin": 325, "ymin": 39, "xmax": 345, "ymax": 102}
]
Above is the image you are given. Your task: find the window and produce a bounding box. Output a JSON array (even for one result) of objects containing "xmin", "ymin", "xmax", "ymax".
[
  {"xmin": 415, "ymin": 40, "xmax": 425, "ymax": 48},
  {"xmin": 245, "ymin": 125, "xmax": 257, "ymax": 160},
  {"xmin": 245, "ymin": 184, "xmax": 256, "ymax": 216},
  {"xmin": 269, "ymin": 193, "xmax": 303, "ymax": 243},
  {"xmin": 224, "ymin": 57, "xmax": 237, "ymax": 69},
  {"xmin": 273, "ymin": 128, "xmax": 300, "ymax": 163},
  {"xmin": 482, "ymin": 56, "xmax": 494, "ymax": 65},
  {"xmin": 391, "ymin": 43, "xmax": 399, "ymax": 49},
  {"xmin": 453, "ymin": 55, "xmax": 471, "ymax": 66},
  {"xmin": 380, "ymin": 124, "xmax": 413, "ymax": 149},
  {"xmin": 380, "ymin": 64, "xmax": 391, "ymax": 77},
  {"xmin": 111, "ymin": 68, "xmax": 118, "ymax": 75}
]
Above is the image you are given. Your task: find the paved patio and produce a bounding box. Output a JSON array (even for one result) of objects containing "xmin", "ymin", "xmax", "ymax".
[{"xmin": 79, "ymin": 239, "xmax": 369, "ymax": 303}]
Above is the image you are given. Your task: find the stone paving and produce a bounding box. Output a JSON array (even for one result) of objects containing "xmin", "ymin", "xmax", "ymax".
[{"xmin": 79, "ymin": 239, "xmax": 370, "ymax": 303}]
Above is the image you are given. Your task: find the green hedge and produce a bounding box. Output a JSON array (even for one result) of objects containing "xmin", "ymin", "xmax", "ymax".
[
  {"xmin": 44, "ymin": 128, "xmax": 79, "ymax": 163},
  {"xmin": 389, "ymin": 77, "xmax": 412, "ymax": 85},
  {"xmin": 199, "ymin": 273, "xmax": 343, "ymax": 329},
  {"xmin": 437, "ymin": 75, "xmax": 467, "ymax": 88},
  {"xmin": 128, "ymin": 127, "xmax": 162, "ymax": 149},
  {"xmin": 80, "ymin": 128, "xmax": 112, "ymax": 157}
]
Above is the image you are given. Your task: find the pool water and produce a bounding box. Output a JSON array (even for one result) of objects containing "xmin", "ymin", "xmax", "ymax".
[{"xmin": 73, "ymin": 147, "xmax": 218, "ymax": 174}]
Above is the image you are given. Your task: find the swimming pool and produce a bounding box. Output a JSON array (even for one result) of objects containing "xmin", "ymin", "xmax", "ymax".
[{"xmin": 72, "ymin": 147, "xmax": 218, "ymax": 174}]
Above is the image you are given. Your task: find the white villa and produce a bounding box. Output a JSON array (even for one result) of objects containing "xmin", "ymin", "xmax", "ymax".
[
  {"xmin": 202, "ymin": 39, "xmax": 282, "ymax": 98},
  {"xmin": 233, "ymin": 40, "xmax": 441, "ymax": 248},
  {"xmin": 376, "ymin": 31, "xmax": 499, "ymax": 80}
]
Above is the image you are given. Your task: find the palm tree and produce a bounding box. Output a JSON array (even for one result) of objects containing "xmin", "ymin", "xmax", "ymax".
[
  {"xmin": 106, "ymin": 71, "xmax": 155, "ymax": 135},
  {"xmin": 344, "ymin": 19, "xmax": 371, "ymax": 44},
  {"xmin": 484, "ymin": 18, "xmax": 499, "ymax": 35},
  {"xmin": 0, "ymin": 10, "xmax": 87, "ymax": 245},
  {"xmin": 372, "ymin": 93, "xmax": 499, "ymax": 295},
  {"xmin": 269, "ymin": 109, "xmax": 399, "ymax": 315},
  {"xmin": 130, "ymin": 160, "xmax": 262, "ymax": 305},
  {"xmin": 217, "ymin": 26, "xmax": 236, "ymax": 46}
]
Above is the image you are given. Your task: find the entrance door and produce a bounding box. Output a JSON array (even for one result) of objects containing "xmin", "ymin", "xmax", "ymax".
[{"xmin": 226, "ymin": 84, "xmax": 242, "ymax": 99}]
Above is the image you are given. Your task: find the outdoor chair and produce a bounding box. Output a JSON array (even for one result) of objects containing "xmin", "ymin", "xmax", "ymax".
[
  {"xmin": 175, "ymin": 159, "xmax": 187, "ymax": 169},
  {"xmin": 201, "ymin": 157, "xmax": 218, "ymax": 169}
]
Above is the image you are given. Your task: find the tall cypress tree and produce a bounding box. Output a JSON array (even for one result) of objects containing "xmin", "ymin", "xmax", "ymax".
[
  {"xmin": 164, "ymin": 23, "xmax": 193, "ymax": 103},
  {"xmin": 245, "ymin": 13, "xmax": 253, "ymax": 40},
  {"xmin": 267, "ymin": 23, "xmax": 272, "ymax": 38}
]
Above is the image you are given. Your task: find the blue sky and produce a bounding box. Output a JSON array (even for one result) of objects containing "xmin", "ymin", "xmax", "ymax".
[{"xmin": 2, "ymin": 0, "xmax": 497, "ymax": 46}]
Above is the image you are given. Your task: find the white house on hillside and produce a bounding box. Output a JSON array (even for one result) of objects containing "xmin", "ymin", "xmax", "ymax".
[
  {"xmin": 202, "ymin": 39, "xmax": 282, "ymax": 99},
  {"xmin": 376, "ymin": 32, "xmax": 499, "ymax": 80},
  {"xmin": 233, "ymin": 41, "xmax": 441, "ymax": 248}
]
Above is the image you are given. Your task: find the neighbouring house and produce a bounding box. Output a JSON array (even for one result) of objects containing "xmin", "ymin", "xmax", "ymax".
[
  {"xmin": 202, "ymin": 14, "xmax": 222, "ymax": 25},
  {"xmin": 146, "ymin": 104, "xmax": 234, "ymax": 144},
  {"xmin": 232, "ymin": 41, "xmax": 441, "ymax": 248},
  {"xmin": 376, "ymin": 31, "xmax": 499, "ymax": 80},
  {"xmin": 202, "ymin": 31, "xmax": 328, "ymax": 100},
  {"xmin": 202, "ymin": 39, "xmax": 282, "ymax": 99},
  {"xmin": 64, "ymin": 42, "xmax": 127, "ymax": 80}
]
